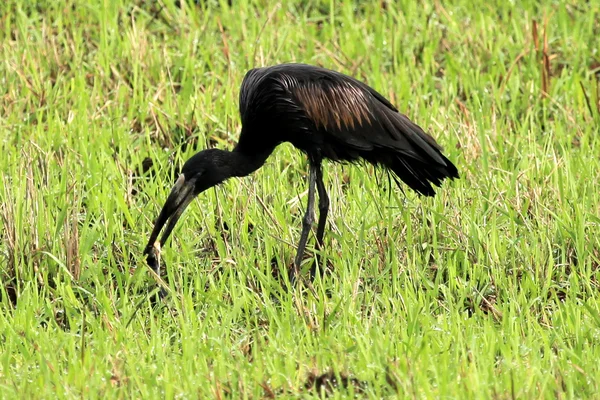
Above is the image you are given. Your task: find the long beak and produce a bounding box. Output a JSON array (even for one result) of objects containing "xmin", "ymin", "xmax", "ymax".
[{"xmin": 143, "ymin": 174, "xmax": 197, "ymax": 270}]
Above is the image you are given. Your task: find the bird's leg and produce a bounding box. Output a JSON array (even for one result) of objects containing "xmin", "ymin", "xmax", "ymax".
[
  {"xmin": 290, "ymin": 164, "xmax": 317, "ymax": 285},
  {"xmin": 310, "ymin": 165, "xmax": 329, "ymax": 281}
]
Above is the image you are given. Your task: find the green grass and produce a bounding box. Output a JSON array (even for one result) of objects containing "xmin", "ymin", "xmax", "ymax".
[{"xmin": 1, "ymin": 0, "xmax": 600, "ymax": 398}]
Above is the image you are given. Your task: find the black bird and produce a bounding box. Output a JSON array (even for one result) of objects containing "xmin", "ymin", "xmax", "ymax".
[{"xmin": 144, "ymin": 63, "xmax": 459, "ymax": 289}]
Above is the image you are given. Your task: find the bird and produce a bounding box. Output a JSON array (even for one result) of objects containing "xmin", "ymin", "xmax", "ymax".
[{"xmin": 143, "ymin": 63, "xmax": 459, "ymax": 293}]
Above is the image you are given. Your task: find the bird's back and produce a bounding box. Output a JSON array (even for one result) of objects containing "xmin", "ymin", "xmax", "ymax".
[{"xmin": 237, "ymin": 63, "xmax": 458, "ymax": 196}]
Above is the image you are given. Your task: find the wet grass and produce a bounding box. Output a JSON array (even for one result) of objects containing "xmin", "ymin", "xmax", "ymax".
[{"xmin": 1, "ymin": 0, "xmax": 600, "ymax": 398}]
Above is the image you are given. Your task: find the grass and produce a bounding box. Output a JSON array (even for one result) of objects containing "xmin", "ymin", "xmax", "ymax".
[{"xmin": 1, "ymin": 0, "xmax": 599, "ymax": 397}]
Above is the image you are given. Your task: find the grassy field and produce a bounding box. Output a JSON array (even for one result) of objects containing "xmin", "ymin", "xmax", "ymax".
[{"xmin": 1, "ymin": 0, "xmax": 600, "ymax": 398}]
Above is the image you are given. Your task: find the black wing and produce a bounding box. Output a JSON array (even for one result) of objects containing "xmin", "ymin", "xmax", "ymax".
[
  {"xmin": 275, "ymin": 64, "xmax": 448, "ymax": 164},
  {"xmin": 239, "ymin": 64, "xmax": 458, "ymax": 195}
]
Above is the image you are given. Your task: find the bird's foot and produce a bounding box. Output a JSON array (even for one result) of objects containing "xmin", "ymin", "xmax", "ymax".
[
  {"xmin": 288, "ymin": 264, "xmax": 301, "ymax": 288},
  {"xmin": 310, "ymin": 256, "xmax": 331, "ymax": 281}
]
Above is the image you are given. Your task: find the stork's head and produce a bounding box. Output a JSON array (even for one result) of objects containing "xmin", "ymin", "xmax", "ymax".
[{"xmin": 143, "ymin": 149, "xmax": 232, "ymax": 264}]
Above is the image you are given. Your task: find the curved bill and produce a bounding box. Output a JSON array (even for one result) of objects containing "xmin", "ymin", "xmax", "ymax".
[{"xmin": 144, "ymin": 174, "xmax": 197, "ymax": 274}]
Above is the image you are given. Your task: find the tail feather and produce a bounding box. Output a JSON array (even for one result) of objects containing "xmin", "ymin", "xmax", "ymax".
[
  {"xmin": 388, "ymin": 153, "xmax": 459, "ymax": 197},
  {"xmin": 375, "ymin": 110, "xmax": 458, "ymax": 195}
]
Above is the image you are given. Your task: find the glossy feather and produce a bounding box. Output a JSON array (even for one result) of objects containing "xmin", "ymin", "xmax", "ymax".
[{"xmin": 237, "ymin": 63, "xmax": 458, "ymax": 196}]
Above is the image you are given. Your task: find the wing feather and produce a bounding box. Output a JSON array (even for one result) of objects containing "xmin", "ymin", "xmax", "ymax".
[
  {"xmin": 237, "ymin": 63, "xmax": 458, "ymax": 196},
  {"xmin": 239, "ymin": 64, "xmax": 451, "ymax": 168},
  {"xmin": 271, "ymin": 65, "xmax": 448, "ymax": 167}
]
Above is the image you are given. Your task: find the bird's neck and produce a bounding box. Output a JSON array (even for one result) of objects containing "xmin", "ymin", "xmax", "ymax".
[{"xmin": 228, "ymin": 143, "xmax": 275, "ymax": 177}]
